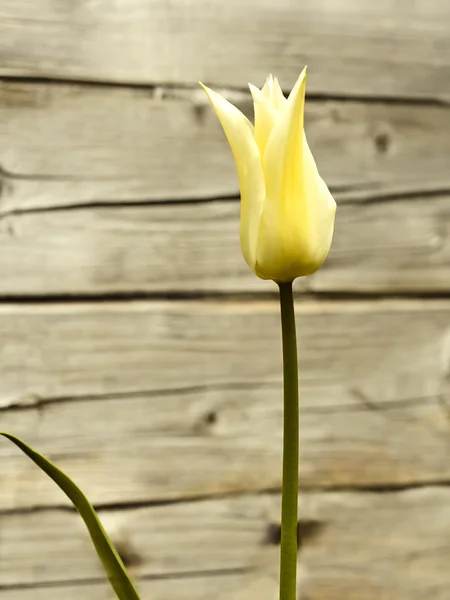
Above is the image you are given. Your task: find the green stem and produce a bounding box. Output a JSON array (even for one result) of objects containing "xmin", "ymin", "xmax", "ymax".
[{"xmin": 278, "ymin": 282, "xmax": 299, "ymax": 600}]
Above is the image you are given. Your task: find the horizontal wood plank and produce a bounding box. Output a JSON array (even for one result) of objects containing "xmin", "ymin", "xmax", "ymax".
[
  {"xmin": 1, "ymin": 83, "xmax": 449, "ymax": 213},
  {"xmin": 1, "ymin": 300, "xmax": 449, "ymax": 509},
  {"xmin": 3, "ymin": 489, "xmax": 450, "ymax": 599},
  {"xmin": 0, "ymin": 1, "xmax": 449, "ymax": 100},
  {"xmin": 308, "ymin": 194, "xmax": 450, "ymax": 294},
  {"xmin": 0, "ymin": 196, "xmax": 449, "ymax": 295},
  {"xmin": 3, "ymin": 382, "xmax": 450, "ymax": 509},
  {"xmin": 0, "ymin": 576, "xmax": 250, "ymax": 600}
]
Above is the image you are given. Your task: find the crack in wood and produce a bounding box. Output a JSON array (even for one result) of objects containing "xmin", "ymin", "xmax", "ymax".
[
  {"xmin": 1, "ymin": 75, "xmax": 450, "ymax": 107},
  {"xmin": 0, "ymin": 566, "xmax": 252, "ymax": 592},
  {"xmin": 1, "ymin": 181, "xmax": 450, "ymax": 219},
  {"xmin": 0, "ymin": 380, "xmax": 281, "ymax": 412},
  {"xmin": 4, "ymin": 482, "xmax": 450, "ymax": 520}
]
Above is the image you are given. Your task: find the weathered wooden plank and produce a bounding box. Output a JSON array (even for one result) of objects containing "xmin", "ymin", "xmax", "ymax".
[
  {"xmin": 1, "ymin": 82, "xmax": 449, "ymax": 212},
  {"xmin": 1, "ymin": 300, "xmax": 449, "ymax": 509},
  {"xmin": 3, "ymin": 489, "xmax": 450, "ymax": 599},
  {"xmin": 308, "ymin": 194, "xmax": 450, "ymax": 294},
  {"xmin": 0, "ymin": 195, "xmax": 448, "ymax": 295},
  {"xmin": 0, "ymin": 0, "xmax": 449, "ymax": 100},
  {"xmin": 0, "ymin": 299, "xmax": 447, "ymax": 407},
  {"xmin": 0, "ymin": 495, "xmax": 272, "ymax": 588},
  {"xmin": 0, "ymin": 576, "xmax": 250, "ymax": 600},
  {"xmin": 2, "ymin": 381, "xmax": 450, "ymax": 510}
]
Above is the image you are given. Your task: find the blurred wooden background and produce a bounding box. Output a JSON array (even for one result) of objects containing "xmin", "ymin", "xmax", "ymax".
[{"xmin": 0, "ymin": 1, "xmax": 450, "ymax": 599}]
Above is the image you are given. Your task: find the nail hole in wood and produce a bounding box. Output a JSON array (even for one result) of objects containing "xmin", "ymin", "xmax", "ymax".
[
  {"xmin": 204, "ymin": 410, "xmax": 217, "ymax": 425},
  {"xmin": 374, "ymin": 131, "xmax": 391, "ymax": 154},
  {"xmin": 297, "ymin": 519, "xmax": 325, "ymax": 549},
  {"xmin": 264, "ymin": 522, "xmax": 281, "ymax": 545},
  {"xmin": 115, "ymin": 539, "xmax": 143, "ymax": 568},
  {"xmin": 264, "ymin": 520, "xmax": 325, "ymax": 548}
]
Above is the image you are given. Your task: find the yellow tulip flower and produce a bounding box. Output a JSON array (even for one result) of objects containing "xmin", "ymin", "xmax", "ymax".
[{"xmin": 201, "ymin": 69, "xmax": 336, "ymax": 283}]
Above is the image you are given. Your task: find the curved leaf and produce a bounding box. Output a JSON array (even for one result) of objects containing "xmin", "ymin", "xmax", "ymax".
[{"xmin": 1, "ymin": 432, "xmax": 141, "ymax": 600}]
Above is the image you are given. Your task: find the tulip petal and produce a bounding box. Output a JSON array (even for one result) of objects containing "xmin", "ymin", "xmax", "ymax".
[
  {"xmin": 261, "ymin": 74, "xmax": 274, "ymax": 98},
  {"xmin": 300, "ymin": 132, "xmax": 336, "ymax": 267},
  {"xmin": 256, "ymin": 68, "xmax": 335, "ymax": 281},
  {"xmin": 249, "ymin": 83, "xmax": 278, "ymax": 155},
  {"xmin": 260, "ymin": 75, "xmax": 287, "ymax": 111},
  {"xmin": 200, "ymin": 84, "xmax": 265, "ymax": 271},
  {"xmin": 262, "ymin": 67, "xmax": 307, "ymax": 208},
  {"xmin": 271, "ymin": 77, "xmax": 287, "ymax": 110}
]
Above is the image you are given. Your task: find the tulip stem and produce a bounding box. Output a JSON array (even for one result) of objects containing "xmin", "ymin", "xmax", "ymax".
[{"xmin": 278, "ymin": 281, "xmax": 299, "ymax": 600}]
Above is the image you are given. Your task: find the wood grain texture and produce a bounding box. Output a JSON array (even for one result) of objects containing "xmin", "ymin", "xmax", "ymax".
[
  {"xmin": 1, "ymin": 82, "xmax": 450, "ymax": 213},
  {"xmin": 0, "ymin": 576, "xmax": 251, "ymax": 600},
  {"xmin": 1, "ymin": 299, "xmax": 449, "ymax": 509},
  {"xmin": 3, "ymin": 489, "xmax": 450, "ymax": 599},
  {"xmin": 0, "ymin": 195, "xmax": 449, "ymax": 296},
  {"xmin": 0, "ymin": 0, "xmax": 449, "ymax": 100},
  {"xmin": 308, "ymin": 194, "xmax": 450, "ymax": 294}
]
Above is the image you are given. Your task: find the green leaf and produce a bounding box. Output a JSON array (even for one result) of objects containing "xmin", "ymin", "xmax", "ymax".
[{"xmin": 1, "ymin": 432, "xmax": 141, "ymax": 600}]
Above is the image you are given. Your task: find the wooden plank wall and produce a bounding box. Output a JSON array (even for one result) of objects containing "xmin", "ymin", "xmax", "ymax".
[{"xmin": 0, "ymin": 2, "xmax": 450, "ymax": 599}]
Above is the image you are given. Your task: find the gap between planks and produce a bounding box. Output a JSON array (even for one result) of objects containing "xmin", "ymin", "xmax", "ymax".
[{"xmin": 1, "ymin": 76, "xmax": 449, "ymax": 107}]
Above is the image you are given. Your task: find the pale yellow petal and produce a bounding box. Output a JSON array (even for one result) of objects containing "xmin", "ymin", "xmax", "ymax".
[
  {"xmin": 249, "ymin": 83, "xmax": 278, "ymax": 155},
  {"xmin": 200, "ymin": 83, "xmax": 265, "ymax": 271},
  {"xmin": 262, "ymin": 67, "xmax": 307, "ymax": 203},
  {"xmin": 271, "ymin": 77, "xmax": 287, "ymax": 110},
  {"xmin": 260, "ymin": 74, "xmax": 287, "ymax": 112},
  {"xmin": 259, "ymin": 67, "xmax": 307, "ymax": 250},
  {"xmin": 261, "ymin": 74, "xmax": 274, "ymax": 98},
  {"xmin": 299, "ymin": 132, "xmax": 336, "ymax": 268}
]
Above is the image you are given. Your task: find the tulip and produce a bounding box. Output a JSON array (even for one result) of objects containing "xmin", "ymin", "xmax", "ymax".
[{"xmin": 201, "ymin": 68, "xmax": 336, "ymax": 283}]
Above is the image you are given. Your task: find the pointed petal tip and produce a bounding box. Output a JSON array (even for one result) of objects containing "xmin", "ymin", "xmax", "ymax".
[
  {"xmin": 199, "ymin": 81, "xmax": 213, "ymax": 100},
  {"xmin": 248, "ymin": 82, "xmax": 263, "ymax": 100},
  {"xmin": 287, "ymin": 67, "xmax": 308, "ymax": 104},
  {"xmin": 293, "ymin": 67, "xmax": 307, "ymax": 90},
  {"xmin": 199, "ymin": 82, "xmax": 227, "ymax": 111},
  {"xmin": 199, "ymin": 81, "xmax": 213, "ymax": 96},
  {"xmin": 261, "ymin": 73, "xmax": 275, "ymax": 96},
  {"xmin": 299, "ymin": 66, "xmax": 307, "ymax": 83}
]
